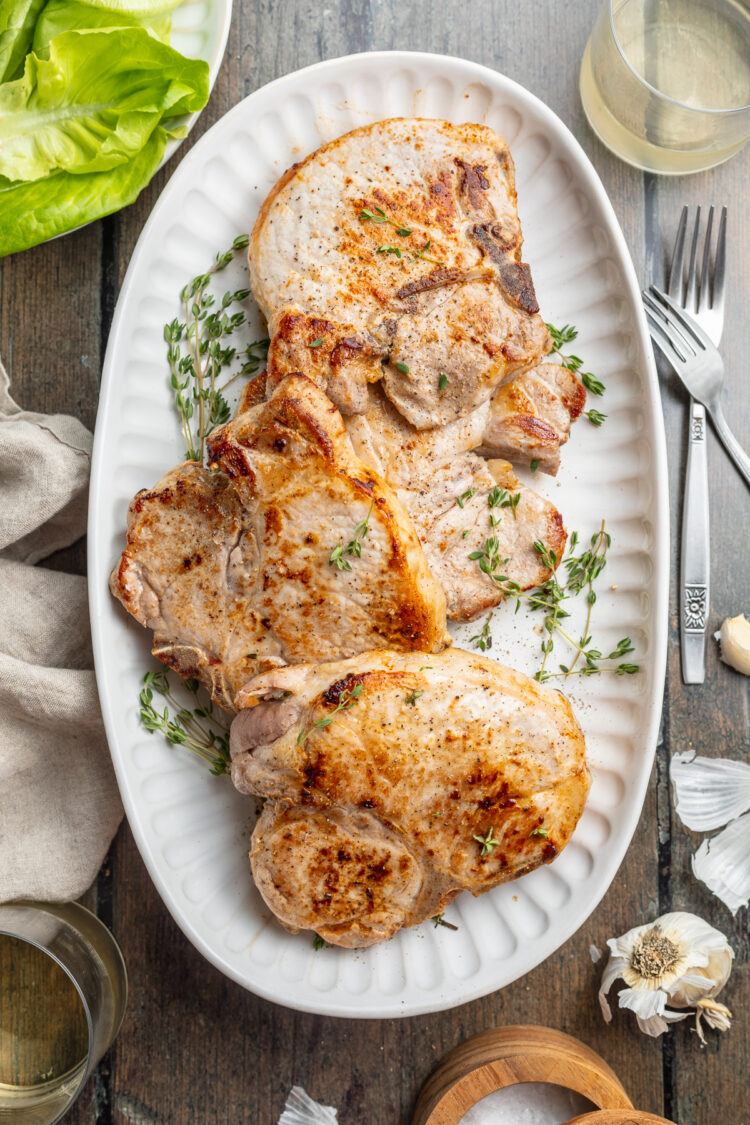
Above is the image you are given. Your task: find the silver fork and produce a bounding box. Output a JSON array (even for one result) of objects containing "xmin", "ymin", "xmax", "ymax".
[
  {"xmin": 643, "ymin": 284, "xmax": 750, "ymax": 489},
  {"xmin": 666, "ymin": 206, "xmax": 724, "ymax": 683}
]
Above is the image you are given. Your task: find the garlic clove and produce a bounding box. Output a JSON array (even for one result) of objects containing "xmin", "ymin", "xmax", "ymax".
[
  {"xmin": 692, "ymin": 812, "xmax": 750, "ymax": 916},
  {"xmin": 671, "ymin": 752, "xmax": 750, "ymax": 832},
  {"xmin": 598, "ymin": 911, "xmax": 734, "ymax": 1039},
  {"xmin": 278, "ymin": 1087, "xmax": 338, "ymax": 1125},
  {"xmin": 715, "ymin": 613, "xmax": 750, "ymax": 675}
]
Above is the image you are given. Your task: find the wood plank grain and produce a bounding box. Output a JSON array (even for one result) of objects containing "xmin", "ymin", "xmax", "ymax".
[
  {"xmin": 649, "ymin": 162, "xmax": 750, "ymax": 1125},
  {"xmin": 9, "ymin": 1, "xmax": 750, "ymax": 1123}
]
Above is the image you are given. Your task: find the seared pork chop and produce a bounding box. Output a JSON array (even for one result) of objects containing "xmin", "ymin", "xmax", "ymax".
[
  {"xmin": 344, "ymin": 385, "xmax": 566, "ymax": 620},
  {"xmin": 110, "ymin": 376, "xmax": 449, "ymax": 708},
  {"xmin": 250, "ymin": 118, "xmax": 550, "ymax": 429},
  {"xmin": 478, "ymin": 362, "xmax": 586, "ymax": 474},
  {"xmin": 230, "ymin": 649, "xmax": 589, "ymax": 947}
]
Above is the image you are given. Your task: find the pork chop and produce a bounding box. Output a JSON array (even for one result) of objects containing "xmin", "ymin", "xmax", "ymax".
[
  {"xmin": 110, "ymin": 376, "xmax": 449, "ymax": 709},
  {"xmin": 230, "ymin": 649, "xmax": 589, "ymax": 947},
  {"xmin": 477, "ymin": 362, "xmax": 586, "ymax": 474},
  {"xmin": 250, "ymin": 118, "xmax": 550, "ymax": 429},
  {"xmin": 344, "ymin": 384, "xmax": 566, "ymax": 620}
]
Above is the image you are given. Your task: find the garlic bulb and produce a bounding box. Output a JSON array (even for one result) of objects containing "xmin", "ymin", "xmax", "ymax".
[
  {"xmin": 715, "ymin": 613, "xmax": 750, "ymax": 675},
  {"xmin": 599, "ymin": 912, "xmax": 734, "ymax": 1042}
]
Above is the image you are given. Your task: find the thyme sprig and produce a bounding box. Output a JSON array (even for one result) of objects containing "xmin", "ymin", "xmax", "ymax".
[
  {"xmin": 165, "ymin": 234, "xmax": 268, "ymax": 463},
  {"xmin": 138, "ymin": 669, "xmax": 230, "ymax": 776},
  {"xmin": 470, "ymin": 616, "xmax": 493, "ymax": 652},
  {"xmin": 488, "ymin": 484, "xmax": 520, "ymax": 522},
  {"xmin": 329, "ymin": 502, "xmax": 374, "ymax": 571},
  {"xmin": 360, "ymin": 207, "xmax": 441, "ymax": 263},
  {"xmin": 297, "ymin": 683, "xmax": 363, "ymax": 746},
  {"xmin": 468, "ymin": 500, "xmax": 639, "ymax": 681},
  {"xmin": 432, "ymin": 914, "xmax": 459, "ymax": 931},
  {"xmin": 545, "ymin": 321, "xmax": 606, "ymax": 415}
]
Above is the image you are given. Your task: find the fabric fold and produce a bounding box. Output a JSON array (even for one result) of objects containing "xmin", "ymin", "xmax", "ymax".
[{"xmin": 0, "ymin": 359, "xmax": 122, "ymax": 904}]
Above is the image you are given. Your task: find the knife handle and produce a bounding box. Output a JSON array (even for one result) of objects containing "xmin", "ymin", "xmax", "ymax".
[{"xmin": 680, "ymin": 399, "xmax": 709, "ymax": 684}]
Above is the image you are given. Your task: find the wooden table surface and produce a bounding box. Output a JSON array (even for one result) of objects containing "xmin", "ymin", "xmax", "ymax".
[{"xmin": 2, "ymin": 2, "xmax": 748, "ymax": 1122}]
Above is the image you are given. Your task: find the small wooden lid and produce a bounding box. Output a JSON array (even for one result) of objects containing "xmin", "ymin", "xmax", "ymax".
[{"xmin": 412, "ymin": 1025, "xmax": 634, "ymax": 1125}]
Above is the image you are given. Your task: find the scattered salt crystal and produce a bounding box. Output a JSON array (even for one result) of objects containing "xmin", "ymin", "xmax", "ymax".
[{"xmin": 590, "ymin": 943, "xmax": 602, "ymax": 963}]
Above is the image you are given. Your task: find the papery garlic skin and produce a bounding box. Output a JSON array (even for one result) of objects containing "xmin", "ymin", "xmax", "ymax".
[
  {"xmin": 715, "ymin": 613, "xmax": 750, "ymax": 675},
  {"xmin": 599, "ymin": 912, "xmax": 734, "ymax": 1039}
]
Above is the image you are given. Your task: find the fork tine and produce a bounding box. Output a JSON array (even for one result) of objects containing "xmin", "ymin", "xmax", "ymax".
[
  {"xmin": 648, "ymin": 286, "xmax": 714, "ymax": 352},
  {"xmin": 642, "ymin": 291, "xmax": 693, "ymax": 360},
  {"xmin": 697, "ymin": 205, "xmax": 714, "ymax": 318},
  {"xmin": 712, "ymin": 206, "xmax": 727, "ymax": 325},
  {"xmin": 645, "ymin": 310, "xmax": 688, "ymax": 365},
  {"xmin": 684, "ymin": 206, "xmax": 701, "ymax": 313},
  {"xmin": 643, "ymin": 289, "xmax": 697, "ymax": 356},
  {"xmin": 668, "ymin": 205, "xmax": 688, "ymax": 300}
]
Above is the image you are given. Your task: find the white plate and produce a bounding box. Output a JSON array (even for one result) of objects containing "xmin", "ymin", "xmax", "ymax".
[
  {"xmin": 162, "ymin": 0, "xmax": 233, "ymax": 168},
  {"xmin": 88, "ymin": 51, "xmax": 669, "ymax": 1018}
]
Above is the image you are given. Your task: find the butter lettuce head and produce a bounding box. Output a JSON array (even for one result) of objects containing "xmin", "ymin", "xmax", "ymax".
[{"xmin": 0, "ymin": 27, "xmax": 208, "ymax": 181}]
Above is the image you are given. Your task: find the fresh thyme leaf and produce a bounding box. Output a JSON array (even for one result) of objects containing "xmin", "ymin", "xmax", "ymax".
[
  {"xmin": 582, "ymin": 371, "xmax": 606, "ymax": 396},
  {"xmin": 545, "ymin": 322, "xmax": 578, "ymax": 348},
  {"xmin": 546, "ymin": 321, "xmax": 605, "ymax": 392},
  {"xmin": 530, "ymin": 459, "xmax": 540, "ymax": 472},
  {"xmin": 418, "ymin": 665, "xmax": 433, "ymax": 672},
  {"xmin": 432, "ymin": 914, "xmax": 459, "ymax": 931},
  {"xmin": 329, "ymin": 502, "xmax": 374, "ymax": 571},
  {"xmin": 376, "ymin": 245, "xmax": 403, "ymax": 258},
  {"xmin": 297, "ymin": 683, "xmax": 363, "ymax": 746},
  {"xmin": 309, "ymin": 336, "xmax": 325, "ymax": 348},
  {"xmin": 405, "ymin": 689, "xmax": 424, "ymax": 706},
  {"xmin": 456, "ymin": 486, "xmax": 477, "ymax": 509},
  {"xmin": 529, "ymin": 828, "xmax": 548, "ymax": 838},
  {"xmin": 166, "ymin": 235, "xmax": 264, "ymax": 464},
  {"xmin": 473, "ymin": 826, "xmax": 499, "ymax": 857},
  {"xmin": 586, "ymin": 408, "xmax": 607, "ymax": 426},
  {"xmin": 462, "ymin": 528, "xmax": 470, "ymax": 538},
  {"xmin": 138, "ymin": 669, "xmax": 230, "ymax": 776},
  {"xmin": 438, "ymin": 372, "xmax": 449, "ymax": 393},
  {"xmin": 360, "ymin": 205, "xmax": 410, "ymax": 236},
  {"xmin": 395, "ymin": 360, "xmax": 410, "ymax": 375},
  {"xmin": 470, "ymin": 615, "xmax": 493, "ymax": 652},
  {"xmin": 312, "ymin": 934, "xmax": 327, "ymax": 950},
  {"xmin": 488, "ymin": 485, "xmax": 520, "ymax": 522}
]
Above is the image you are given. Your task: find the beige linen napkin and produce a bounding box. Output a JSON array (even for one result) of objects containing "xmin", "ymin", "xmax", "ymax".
[{"xmin": 0, "ymin": 360, "xmax": 122, "ymax": 902}]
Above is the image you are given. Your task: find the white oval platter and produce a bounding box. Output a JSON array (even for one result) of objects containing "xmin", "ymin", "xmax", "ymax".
[{"xmin": 88, "ymin": 51, "xmax": 669, "ymax": 1018}]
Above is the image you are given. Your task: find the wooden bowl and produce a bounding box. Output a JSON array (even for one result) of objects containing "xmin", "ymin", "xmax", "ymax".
[
  {"xmin": 412, "ymin": 1025, "xmax": 634, "ymax": 1125},
  {"xmin": 565, "ymin": 1114, "xmax": 675, "ymax": 1124}
]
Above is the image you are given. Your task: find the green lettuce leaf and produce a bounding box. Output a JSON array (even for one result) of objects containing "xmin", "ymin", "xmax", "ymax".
[
  {"xmin": 0, "ymin": 123, "xmax": 168, "ymax": 256},
  {"xmin": 0, "ymin": 27, "xmax": 208, "ymax": 181},
  {"xmin": 0, "ymin": 0, "xmax": 47, "ymax": 81},
  {"xmin": 32, "ymin": 0, "xmax": 173, "ymax": 52}
]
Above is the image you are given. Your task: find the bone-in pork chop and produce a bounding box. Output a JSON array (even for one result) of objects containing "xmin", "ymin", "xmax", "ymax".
[
  {"xmin": 250, "ymin": 118, "xmax": 550, "ymax": 429},
  {"xmin": 110, "ymin": 376, "xmax": 449, "ymax": 709},
  {"xmin": 230, "ymin": 649, "xmax": 589, "ymax": 947}
]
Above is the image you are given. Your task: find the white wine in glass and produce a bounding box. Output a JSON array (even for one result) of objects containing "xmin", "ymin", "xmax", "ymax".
[{"xmin": 580, "ymin": 0, "xmax": 750, "ymax": 173}]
